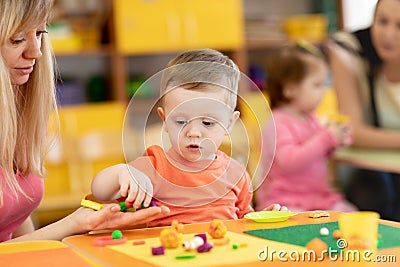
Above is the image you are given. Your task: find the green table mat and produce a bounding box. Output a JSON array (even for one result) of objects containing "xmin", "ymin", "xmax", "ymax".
[{"xmin": 244, "ymin": 222, "xmax": 400, "ymax": 250}]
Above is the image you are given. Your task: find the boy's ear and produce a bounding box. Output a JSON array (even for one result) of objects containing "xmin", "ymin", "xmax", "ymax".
[
  {"xmin": 227, "ymin": 111, "xmax": 240, "ymax": 132},
  {"xmin": 157, "ymin": 107, "xmax": 166, "ymax": 122},
  {"xmin": 157, "ymin": 107, "xmax": 168, "ymax": 132}
]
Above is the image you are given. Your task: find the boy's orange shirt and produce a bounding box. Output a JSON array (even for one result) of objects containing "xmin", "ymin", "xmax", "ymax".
[{"xmin": 130, "ymin": 145, "xmax": 254, "ymax": 227}]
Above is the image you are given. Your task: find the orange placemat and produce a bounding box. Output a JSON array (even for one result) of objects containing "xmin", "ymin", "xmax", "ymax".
[
  {"xmin": 108, "ymin": 231, "xmax": 306, "ymax": 267},
  {"xmin": 0, "ymin": 247, "xmax": 93, "ymax": 267}
]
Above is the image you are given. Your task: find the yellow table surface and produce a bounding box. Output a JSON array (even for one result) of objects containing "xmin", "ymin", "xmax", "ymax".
[
  {"xmin": 0, "ymin": 240, "xmax": 97, "ymax": 267},
  {"xmin": 63, "ymin": 211, "xmax": 400, "ymax": 266},
  {"xmin": 334, "ymin": 147, "xmax": 400, "ymax": 174}
]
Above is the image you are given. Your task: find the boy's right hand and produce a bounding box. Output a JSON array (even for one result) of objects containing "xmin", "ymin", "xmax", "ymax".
[
  {"xmin": 117, "ymin": 164, "xmax": 153, "ymax": 209},
  {"xmin": 263, "ymin": 204, "xmax": 289, "ymax": 211}
]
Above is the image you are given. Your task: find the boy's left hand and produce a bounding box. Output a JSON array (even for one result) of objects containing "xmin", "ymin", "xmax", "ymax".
[{"xmin": 117, "ymin": 165, "xmax": 153, "ymax": 209}]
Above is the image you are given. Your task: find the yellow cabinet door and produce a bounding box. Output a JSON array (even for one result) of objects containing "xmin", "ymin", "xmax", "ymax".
[
  {"xmin": 113, "ymin": 0, "xmax": 244, "ymax": 54},
  {"xmin": 114, "ymin": 0, "xmax": 182, "ymax": 54},
  {"xmin": 179, "ymin": 0, "xmax": 244, "ymax": 50}
]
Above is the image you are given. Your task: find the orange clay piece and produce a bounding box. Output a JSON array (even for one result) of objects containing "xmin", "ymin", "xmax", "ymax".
[
  {"xmin": 208, "ymin": 219, "xmax": 227, "ymax": 239},
  {"xmin": 171, "ymin": 220, "xmax": 184, "ymax": 233},
  {"xmin": 306, "ymin": 238, "xmax": 328, "ymax": 259},
  {"xmin": 333, "ymin": 230, "xmax": 343, "ymax": 239},
  {"xmin": 308, "ymin": 210, "xmax": 330, "ymax": 219},
  {"xmin": 212, "ymin": 236, "xmax": 230, "ymax": 246},
  {"xmin": 159, "ymin": 228, "xmax": 182, "ymax": 248}
]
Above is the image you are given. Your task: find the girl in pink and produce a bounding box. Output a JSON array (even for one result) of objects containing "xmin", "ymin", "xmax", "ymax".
[{"xmin": 256, "ymin": 43, "xmax": 357, "ymax": 212}]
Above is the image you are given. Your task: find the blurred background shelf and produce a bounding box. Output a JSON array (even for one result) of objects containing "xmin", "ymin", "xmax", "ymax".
[
  {"xmin": 50, "ymin": 0, "xmax": 343, "ymax": 105},
  {"xmin": 35, "ymin": 0, "xmax": 345, "ymax": 228}
]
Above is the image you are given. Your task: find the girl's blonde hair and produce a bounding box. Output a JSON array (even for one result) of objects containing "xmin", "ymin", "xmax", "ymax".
[{"xmin": 0, "ymin": 0, "xmax": 57, "ymax": 205}]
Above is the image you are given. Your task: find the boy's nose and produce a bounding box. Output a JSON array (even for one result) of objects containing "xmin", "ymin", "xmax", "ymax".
[{"xmin": 185, "ymin": 121, "xmax": 202, "ymax": 138}]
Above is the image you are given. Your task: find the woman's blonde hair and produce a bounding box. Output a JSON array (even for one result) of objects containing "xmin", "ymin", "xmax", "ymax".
[{"xmin": 0, "ymin": 0, "xmax": 57, "ymax": 204}]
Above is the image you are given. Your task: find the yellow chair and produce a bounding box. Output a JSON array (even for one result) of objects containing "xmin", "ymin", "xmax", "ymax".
[
  {"xmin": 315, "ymin": 87, "xmax": 339, "ymax": 118},
  {"xmin": 33, "ymin": 102, "xmax": 128, "ymax": 226},
  {"xmin": 236, "ymin": 91, "xmax": 271, "ymax": 182}
]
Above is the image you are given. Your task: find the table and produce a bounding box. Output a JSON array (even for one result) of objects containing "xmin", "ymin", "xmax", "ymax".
[
  {"xmin": 0, "ymin": 240, "xmax": 98, "ymax": 267},
  {"xmin": 63, "ymin": 211, "xmax": 400, "ymax": 266},
  {"xmin": 334, "ymin": 147, "xmax": 400, "ymax": 174}
]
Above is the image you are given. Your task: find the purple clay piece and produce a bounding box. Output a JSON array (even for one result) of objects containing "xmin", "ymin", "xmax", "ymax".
[
  {"xmin": 151, "ymin": 245, "xmax": 165, "ymax": 255},
  {"xmin": 197, "ymin": 242, "xmax": 214, "ymax": 253},
  {"xmin": 195, "ymin": 233, "xmax": 207, "ymax": 243},
  {"xmin": 149, "ymin": 201, "xmax": 158, "ymax": 207}
]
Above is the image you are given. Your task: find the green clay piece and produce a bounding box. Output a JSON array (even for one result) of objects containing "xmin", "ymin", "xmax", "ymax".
[
  {"xmin": 112, "ymin": 230, "xmax": 123, "ymax": 239},
  {"xmin": 119, "ymin": 202, "xmax": 127, "ymax": 212},
  {"xmin": 175, "ymin": 254, "xmax": 196, "ymax": 259}
]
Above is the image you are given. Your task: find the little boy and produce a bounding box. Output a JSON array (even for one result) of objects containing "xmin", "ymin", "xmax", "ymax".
[{"xmin": 91, "ymin": 49, "xmax": 285, "ymax": 227}]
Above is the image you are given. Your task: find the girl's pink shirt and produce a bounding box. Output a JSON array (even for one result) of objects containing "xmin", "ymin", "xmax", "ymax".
[
  {"xmin": 0, "ymin": 169, "xmax": 44, "ymax": 242},
  {"xmin": 256, "ymin": 108, "xmax": 343, "ymax": 210}
]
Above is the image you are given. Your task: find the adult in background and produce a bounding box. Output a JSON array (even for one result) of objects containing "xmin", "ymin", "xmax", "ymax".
[{"xmin": 326, "ymin": 0, "xmax": 400, "ymax": 221}]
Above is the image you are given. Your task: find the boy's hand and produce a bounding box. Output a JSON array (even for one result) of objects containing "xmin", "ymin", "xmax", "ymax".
[
  {"xmin": 263, "ymin": 204, "xmax": 288, "ymax": 211},
  {"xmin": 117, "ymin": 164, "xmax": 153, "ymax": 209}
]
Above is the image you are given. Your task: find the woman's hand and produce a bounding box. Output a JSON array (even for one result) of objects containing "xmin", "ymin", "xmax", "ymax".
[
  {"xmin": 70, "ymin": 204, "xmax": 170, "ymax": 233},
  {"xmin": 6, "ymin": 204, "xmax": 170, "ymax": 242}
]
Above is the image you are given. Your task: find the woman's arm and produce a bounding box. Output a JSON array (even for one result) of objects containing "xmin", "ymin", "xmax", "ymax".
[
  {"xmin": 327, "ymin": 41, "xmax": 400, "ymax": 149},
  {"xmin": 5, "ymin": 204, "xmax": 169, "ymax": 243},
  {"xmin": 11, "ymin": 216, "xmax": 35, "ymax": 238}
]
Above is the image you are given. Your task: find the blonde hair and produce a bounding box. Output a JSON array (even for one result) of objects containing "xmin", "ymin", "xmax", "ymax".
[
  {"xmin": 0, "ymin": 0, "xmax": 57, "ymax": 204},
  {"xmin": 160, "ymin": 48, "xmax": 240, "ymax": 109}
]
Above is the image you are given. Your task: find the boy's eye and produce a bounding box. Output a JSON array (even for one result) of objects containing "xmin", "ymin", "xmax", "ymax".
[
  {"xmin": 176, "ymin": 120, "xmax": 187, "ymax": 125},
  {"xmin": 202, "ymin": 120, "xmax": 215, "ymax": 127}
]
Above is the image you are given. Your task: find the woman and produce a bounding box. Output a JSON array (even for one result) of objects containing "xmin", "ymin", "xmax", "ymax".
[
  {"xmin": 327, "ymin": 0, "xmax": 400, "ymax": 221},
  {"xmin": 0, "ymin": 0, "xmax": 169, "ymax": 243}
]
